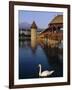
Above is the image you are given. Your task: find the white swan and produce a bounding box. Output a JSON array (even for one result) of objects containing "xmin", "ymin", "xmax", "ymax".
[{"xmin": 38, "ymin": 64, "xmax": 54, "ymax": 77}]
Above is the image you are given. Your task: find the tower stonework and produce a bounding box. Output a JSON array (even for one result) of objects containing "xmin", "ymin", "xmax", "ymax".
[
  {"xmin": 31, "ymin": 21, "xmax": 37, "ymax": 49},
  {"xmin": 31, "ymin": 21, "xmax": 37, "ymax": 43}
]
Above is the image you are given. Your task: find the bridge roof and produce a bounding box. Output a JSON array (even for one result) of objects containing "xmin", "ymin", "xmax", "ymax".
[{"xmin": 50, "ymin": 15, "xmax": 63, "ymax": 24}]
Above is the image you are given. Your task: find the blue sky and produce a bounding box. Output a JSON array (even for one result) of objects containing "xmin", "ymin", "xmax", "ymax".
[{"xmin": 19, "ymin": 10, "xmax": 63, "ymax": 29}]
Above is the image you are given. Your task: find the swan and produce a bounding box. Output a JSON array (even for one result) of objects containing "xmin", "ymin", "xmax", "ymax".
[{"xmin": 38, "ymin": 64, "xmax": 54, "ymax": 77}]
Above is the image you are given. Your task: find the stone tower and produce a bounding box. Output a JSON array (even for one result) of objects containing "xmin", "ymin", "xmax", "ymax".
[
  {"xmin": 31, "ymin": 21, "xmax": 37, "ymax": 49},
  {"xmin": 31, "ymin": 21, "xmax": 37, "ymax": 42}
]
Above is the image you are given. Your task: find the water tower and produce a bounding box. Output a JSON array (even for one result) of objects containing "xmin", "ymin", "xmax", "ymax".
[{"xmin": 31, "ymin": 21, "xmax": 37, "ymax": 49}]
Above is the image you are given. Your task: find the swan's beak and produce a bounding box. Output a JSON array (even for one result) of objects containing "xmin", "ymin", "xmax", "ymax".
[{"xmin": 51, "ymin": 71, "xmax": 54, "ymax": 73}]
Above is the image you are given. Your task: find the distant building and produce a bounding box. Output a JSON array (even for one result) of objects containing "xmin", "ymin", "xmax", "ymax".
[{"xmin": 19, "ymin": 29, "xmax": 31, "ymax": 40}]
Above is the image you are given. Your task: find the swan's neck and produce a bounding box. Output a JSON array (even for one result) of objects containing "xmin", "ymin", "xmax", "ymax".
[{"xmin": 39, "ymin": 65, "xmax": 41, "ymax": 75}]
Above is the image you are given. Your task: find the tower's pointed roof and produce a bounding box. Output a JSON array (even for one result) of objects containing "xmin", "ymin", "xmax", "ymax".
[{"xmin": 31, "ymin": 21, "xmax": 37, "ymax": 29}]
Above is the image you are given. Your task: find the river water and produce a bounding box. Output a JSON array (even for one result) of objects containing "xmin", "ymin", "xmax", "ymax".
[{"xmin": 19, "ymin": 40, "xmax": 63, "ymax": 79}]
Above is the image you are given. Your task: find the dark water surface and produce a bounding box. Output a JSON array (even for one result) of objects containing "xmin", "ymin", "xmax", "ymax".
[{"xmin": 19, "ymin": 40, "xmax": 63, "ymax": 79}]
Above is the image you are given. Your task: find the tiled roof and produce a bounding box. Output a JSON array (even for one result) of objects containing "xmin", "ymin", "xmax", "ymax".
[{"xmin": 50, "ymin": 15, "xmax": 63, "ymax": 24}]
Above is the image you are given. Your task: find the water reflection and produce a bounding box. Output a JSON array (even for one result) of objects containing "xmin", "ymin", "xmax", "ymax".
[
  {"xmin": 31, "ymin": 39, "xmax": 37, "ymax": 53},
  {"xmin": 19, "ymin": 40, "xmax": 63, "ymax": 79}
]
